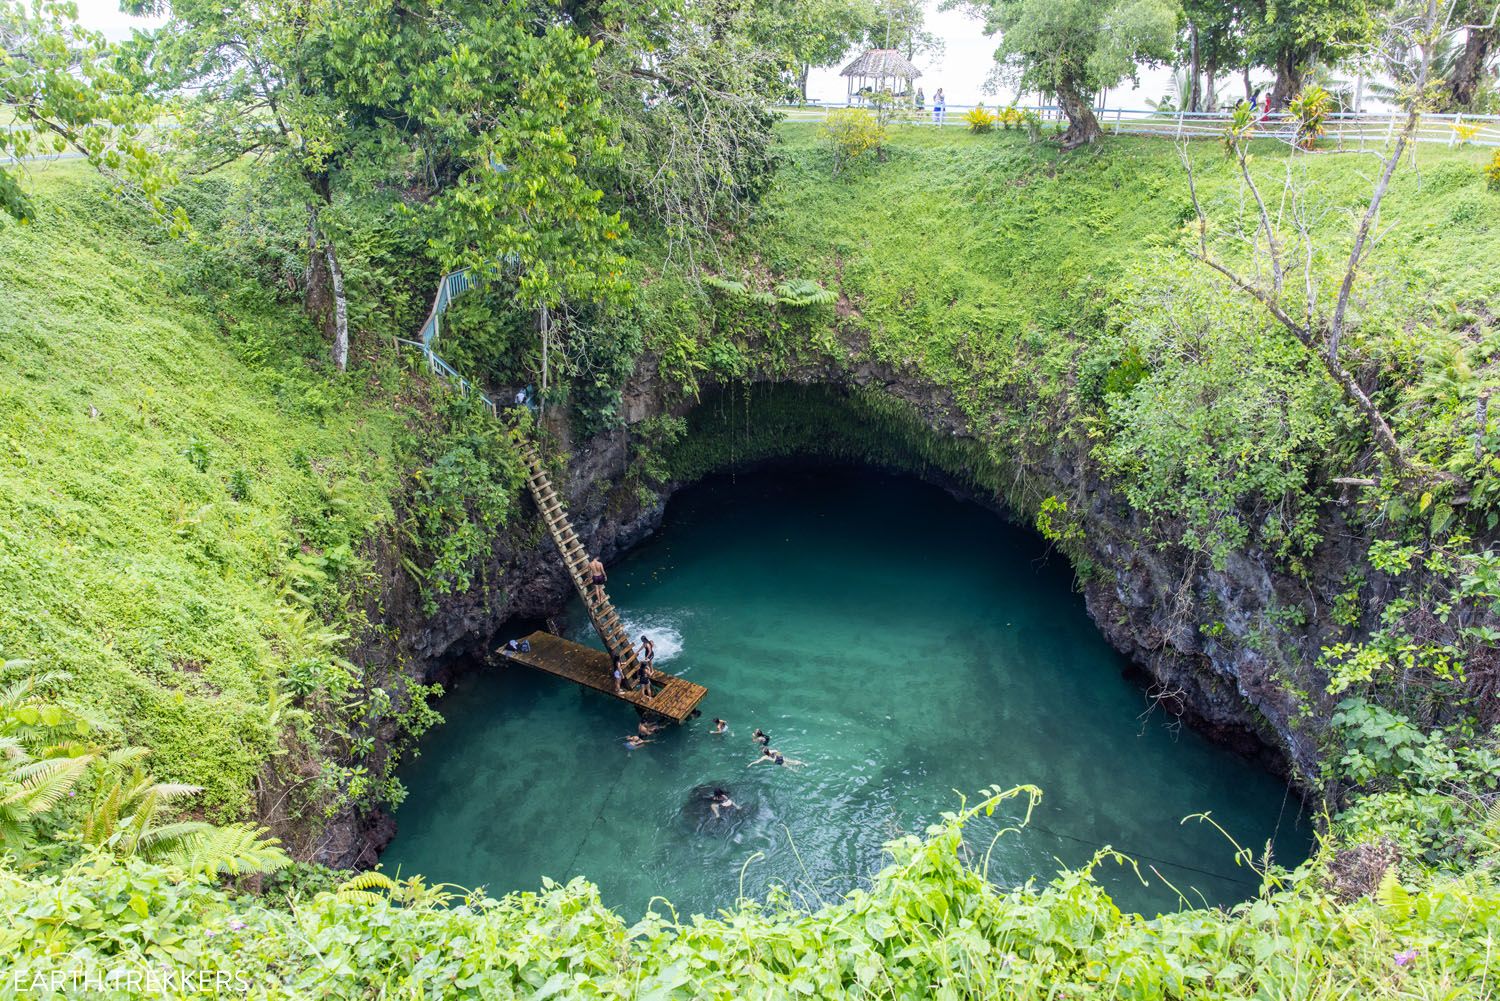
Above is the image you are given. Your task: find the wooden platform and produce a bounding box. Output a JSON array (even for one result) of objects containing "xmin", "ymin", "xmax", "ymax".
[{"xmin": 498, "ymin": 631, "xmax": 707, "ymax": 723}]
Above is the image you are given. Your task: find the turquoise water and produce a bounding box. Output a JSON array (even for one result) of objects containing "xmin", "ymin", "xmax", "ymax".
[{"xmin": 383, "ymin": 468, "xmax": 1308, "ymax": 917}]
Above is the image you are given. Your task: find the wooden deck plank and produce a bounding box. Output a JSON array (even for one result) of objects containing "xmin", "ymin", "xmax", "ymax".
[{"xmin": 498, "ymin": 631, "xmax": 706, "ymax": 723}]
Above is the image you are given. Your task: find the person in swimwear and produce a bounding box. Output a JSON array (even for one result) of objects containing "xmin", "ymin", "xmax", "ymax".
[
  {"xmin": 752, "ymin": 728, "xmax": 770, "ymax": 747},
  {"xmin": 709, "ymin": 788, "xmax": 737, "ymax": 818},
  {"xmin": 748, "ymin": 747, "xmax": 803, "ymax": 768},
  {"xmin": 588, "ymin": 557, "xmax": 607, "ymax": 601},
  {"xmin": 638, "ymin": 719, "xmax": 664, "ymax": 737},
  {"xmin": 712, "ymin": 718, "xmax": 728, "ymax": 735},
  {"xmin": 624, "ymin": 735, "xmax": 653, "ymax": 749},
  {"xmin": 635, "ymin": 662, "xmax": 656, "ymax": 699}
]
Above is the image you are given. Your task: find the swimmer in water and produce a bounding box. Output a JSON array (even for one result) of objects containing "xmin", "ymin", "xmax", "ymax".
[
  {"xmin": 624, "ymin": 735, "xmax": 653, "ymax": 749},
  {"xmin": 712, "ymin": 718, "xmax": 728, "ymax": 735},
  {"xmin": 709, "ymin": 788, "xmax": 737, "ymax": 818},
  {"xmin": 752, "ymin": 728, "xmax": 769, "ymax": 747},
  {"xmin": 637, "ymin": 719, "xmax": 664, "ymax": 737},
  {"xmin": 748, "ymin": 747, "xmax": 803, "ymax": 768}
]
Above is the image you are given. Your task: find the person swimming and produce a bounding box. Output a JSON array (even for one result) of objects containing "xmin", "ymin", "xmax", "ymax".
[
  {"xmin": 748, "ymin": 747, "xmax": 803, "ymax": 768},
  {"xmin": 752, "ymin": 728, "xmax": 769, "ymax": 747},
  {"xmin": 624, "ymin": 735, "xmax": 653, "ymax": 749},
  {"xmin": 637, "ymin": 719, "xmax": 664, "ymax": 737},
  {"xmin": 712, "ymin": 718, "xmax": 728, "ymax": 734},
  {"xmin": 709, "ymin": 788, "xmax": 737, "ymax": 818}
]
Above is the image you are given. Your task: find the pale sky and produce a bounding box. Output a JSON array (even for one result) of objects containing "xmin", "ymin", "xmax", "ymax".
[
  {"xmin": 74, "ymin": 0, "xmax": 1213, "ymax": 111},
  {"xmin": 806, "ymin": 1, "xmax": 1186, "ymax": 109}
]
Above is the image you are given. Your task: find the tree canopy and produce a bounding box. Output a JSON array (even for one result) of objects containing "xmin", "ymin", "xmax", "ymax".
[
  {"xmin": 0, "ymin": 0, "xmax": 172, "ymax": 223},
  {"xmin": 957, "ymin": 0, "xmax": 1181, "ymax": 146}
]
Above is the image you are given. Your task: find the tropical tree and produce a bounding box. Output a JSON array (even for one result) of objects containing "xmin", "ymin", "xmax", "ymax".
[
  {"xmin": 954, "ymin": 0, "xmax": 1181, "ymax": 147},
  {"xmin": 0, "ymin": 0, "xmax": 173, "ymax": 223},
  {"xmin": 134, "ymin": 0, "xmax": 625, "ymax": 370},
  {"xmin": 1241, "ymin": 0, "xmax": 1386, "ymax": 109},
  {"xmin": 1447, "ymin": 0, "xmax": 1498, "ymax": 109},
  {"xmin": 861, "ymin": 0, "xmax": 943, "ymax": 63},
  {"xmin": 1179, "ymin": 0, "xmax": 1247, "ymax": 110}
]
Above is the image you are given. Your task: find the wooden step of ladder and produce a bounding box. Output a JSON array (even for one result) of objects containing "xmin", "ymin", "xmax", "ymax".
[{"xmin": 522, "ymin": 442, "xmax": 641, "ymax": 673}]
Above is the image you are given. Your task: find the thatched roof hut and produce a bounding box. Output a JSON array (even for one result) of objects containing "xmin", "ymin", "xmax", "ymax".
[{"xmin": 840, "ymin": 48, "xmax": 921, "ymax": 105}]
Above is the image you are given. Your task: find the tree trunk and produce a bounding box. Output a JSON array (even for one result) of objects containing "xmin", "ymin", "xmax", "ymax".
[
  {"xmin": 1447, "ymin": 24, "xmax": 1496, "ymax": 109},
  {"xmin": 1056, "ymin": 77, "xmax": 1103, "ymax": 148},
  {"xmin": 1205, "ymin": 54, "xmax": 1218, "ymax": 112},
  {"xmin": 323, "ymin": 240, "xmax": 349, "ymax": 372},
  {"xmin": 1268, "ymin": 49, "xmax": 1305, "ymax": 109},
  {"xmin": 798, "ymin": 64, "xmax": 810, "ymax": 103},
  {"xmin": 1243, "ymin": 66, "xmax": 1253, "ymax": 103},
  {"xmin": 1188, "ymin": 22, "xmax": 1202, "ymax": 112}
]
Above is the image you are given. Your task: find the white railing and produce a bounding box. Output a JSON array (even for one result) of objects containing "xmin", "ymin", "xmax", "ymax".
[
  {"xmin": 394, "ymin": 267, "xmax": 501, "ymax": 418},
  {"xmin": 776, "ymin": 103, "xmax": 1500, "ymax": 148}
]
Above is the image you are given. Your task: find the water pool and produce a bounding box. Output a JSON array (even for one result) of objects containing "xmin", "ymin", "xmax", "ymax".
[{"xmin": 382, "ymin": 467, "xmax": 1308, "ymax": 917}]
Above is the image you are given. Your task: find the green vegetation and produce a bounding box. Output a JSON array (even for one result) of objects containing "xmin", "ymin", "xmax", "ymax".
[
  {"xmin": 7, "ymin": 787, "xmax": 1500, "ymax": 998},
  {"xmin": 5, "ymin": 0, "xmax": 1500, "ymax": 982},
  {"xmin": 0, "ymin": 169, "xmax": 498, "ymax": 829}
]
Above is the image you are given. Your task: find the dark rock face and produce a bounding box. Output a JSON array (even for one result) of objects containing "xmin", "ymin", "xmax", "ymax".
[{"xmin": 315, "ymin": 353, "xmax": 1335, "ymax": 866}]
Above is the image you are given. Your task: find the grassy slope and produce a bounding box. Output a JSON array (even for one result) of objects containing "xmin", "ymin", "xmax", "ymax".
[
  {"xmin": 738, "ymin": 125, "xmax": 1500, "ymax": 464},
  {"xmin": 0, "ymin": 167, "xmax": 407, "ymax": 815}
]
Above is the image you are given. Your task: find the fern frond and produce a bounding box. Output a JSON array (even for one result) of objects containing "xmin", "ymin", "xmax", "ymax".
[
  {"xmin": 702, "ymin": 275, "xmax": 750, "ymax": 298},
  {"xmin": 136, "ymin": 820, "xmax": 214, "ymax": 850},
  {"xmin": 162, "ymin": 823, "xmax": 290, "ymax": 878},
  {"xmin": 773, "ymin": 279, "xmax": 836, "ymax": 307},
  {"xmin": 5, "ymin": 755, "xmax": 91, "ymax": 816}
]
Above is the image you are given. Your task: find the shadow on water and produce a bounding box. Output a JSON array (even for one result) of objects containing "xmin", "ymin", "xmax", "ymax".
[{"xmin": 383, "ymin": 466, "xmax": 1310, "ymax": 917}]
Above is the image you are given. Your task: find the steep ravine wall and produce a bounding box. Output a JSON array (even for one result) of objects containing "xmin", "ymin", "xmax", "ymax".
[{"xmin": 319, "ymin": 354, "xmax": 1340, "ymax": 867}]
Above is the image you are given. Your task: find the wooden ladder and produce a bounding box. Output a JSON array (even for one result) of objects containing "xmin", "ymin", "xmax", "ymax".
[{"xmin": 519, "ymin": 443, "xmax": 640, "ymax": 675}]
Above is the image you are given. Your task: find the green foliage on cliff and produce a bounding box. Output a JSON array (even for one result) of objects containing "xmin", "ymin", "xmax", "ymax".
[
  {"xmin": 684, "ymin": 125, "xmax": 1500, "ymax": 568},
  {"xmin": 0, "ymin": 170, "xmax": 504, "ymax": 830}
]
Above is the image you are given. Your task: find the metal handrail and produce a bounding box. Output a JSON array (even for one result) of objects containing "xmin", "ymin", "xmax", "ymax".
[{"xmin": 395, "ymin": 268, "xmax": 501, "ymax": 418}]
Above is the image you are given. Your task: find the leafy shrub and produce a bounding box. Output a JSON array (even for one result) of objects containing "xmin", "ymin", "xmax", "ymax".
[
  {"xmin": 963, "ymin": 106, "xmax": 998, "ymax": 133},
  {"xmin": 1486, "ymin": 150, "xmax": 1500, "ymax": 191},
  {"xmin": 1288, "ymin": 85, "xmax": 1332, "ymax": 149},
  {"xmin": 823, "ymin": 108, "xmax": 886, "ymax": 176},
  {"xmin": 1451, "ymin": 122, "xmax": 1482, "ymax": 145}
]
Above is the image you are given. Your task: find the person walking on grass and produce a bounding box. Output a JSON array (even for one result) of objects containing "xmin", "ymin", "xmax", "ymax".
[{"xmin": 932, "ymin": 88, "xmax": 946, "ymax": 126}]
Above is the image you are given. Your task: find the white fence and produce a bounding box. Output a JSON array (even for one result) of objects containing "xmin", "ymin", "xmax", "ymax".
[{"xmin": 777, "ymin": 103, "xmax": 1500, "ymax": 149}]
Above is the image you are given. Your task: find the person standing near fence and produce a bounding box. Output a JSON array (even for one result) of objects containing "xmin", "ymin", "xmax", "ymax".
[{"xmin": 932, "ymin": 88, "xmax": 945, "ymax": 126}]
